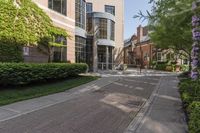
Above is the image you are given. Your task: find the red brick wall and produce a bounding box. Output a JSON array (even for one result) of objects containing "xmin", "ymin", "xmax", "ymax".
[{"xmin": 133, "ymin": 42, "xmax": 154, "ymax": 67}]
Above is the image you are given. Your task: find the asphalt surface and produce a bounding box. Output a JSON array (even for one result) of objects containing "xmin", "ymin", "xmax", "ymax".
[{"xmin": 0, "ymin": 76, "xmax": 160, "ymax": 133}]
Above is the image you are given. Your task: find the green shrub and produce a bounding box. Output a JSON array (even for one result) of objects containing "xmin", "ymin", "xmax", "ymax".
[
  {"xmin": 179, "ymin": 79, "xmax": 200, "ymax": 106},
  {"xmin": 181, "ymin": 65, "xmax": 189, "ymax": 72},
  {"xmin": 0, "ymin": 63, "xmax": 88, "ymax": 86},
  {"xmin": 179, "ymin": 78, "xmax": 200, "ymax": 133},
  {"xmin": 155, "ymin": 64, "xmax": 167, "ymax": 71},
  {"xmin": 0, "ymin": 38, "xmax": 23, "ymax": 62},
  {"xmin": 188, "ymin": 102, "xmax": 200, "ymax": 133}
]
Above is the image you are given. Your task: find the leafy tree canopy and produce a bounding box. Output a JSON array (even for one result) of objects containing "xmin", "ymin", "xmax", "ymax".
[
  {"xmin": 135, "ymin": 0, "xmax": 194, "ymax": 56},
  {"xmin": 0, "ymin": 0, "xmax": 68, "ymax": 45}
]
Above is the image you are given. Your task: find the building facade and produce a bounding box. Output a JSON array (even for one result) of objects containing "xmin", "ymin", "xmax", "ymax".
[
  {"xmin": 30, "ymin": 0, "xmax": 124, "ymax": 71},
  {"xmin": 124, "ymin": 25, "xmax": 154, "ymax": 68},
  {"xmin": 124, "ymin": 25, "xmax": 189, "ymax": 69}
]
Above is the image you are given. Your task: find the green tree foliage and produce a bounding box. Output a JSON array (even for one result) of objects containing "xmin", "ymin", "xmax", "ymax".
[
  {"xmin": 135, "ymin": 0, "xmax": 194, "ymax": 61},
  {"xmin": 149, "ymin": 0, "xmax": 193, "ymax": 55},
  {"xmin": 0, "ymin": 0, "xmax": 68, "ymax": 62}
]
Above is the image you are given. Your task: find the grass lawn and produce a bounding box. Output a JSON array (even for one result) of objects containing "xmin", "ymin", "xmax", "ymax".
[{"xmin": 0, "ymin": 76, "xmax": 98, "ymax": 106}]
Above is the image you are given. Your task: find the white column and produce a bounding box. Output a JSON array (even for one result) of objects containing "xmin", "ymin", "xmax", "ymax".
[
  {"xmin": 106, "ymin": 46, "xmax": 109, "ymax": 70},
  {"xmin": 93, "ymin": 42, "xmax": 98, "ymax": 72}
]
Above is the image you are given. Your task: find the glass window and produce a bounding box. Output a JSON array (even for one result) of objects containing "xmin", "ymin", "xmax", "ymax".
[
  {"xmin": 48, "ymin": 0, "xmax": 67, "ymax": 16},
  {"xmin": 23, "ymin": 47, "xmax": 29, "ymax": 56},
  {"xmin": 86, "ymin": 38, "xmax": 93, "ymax": 70},
  {"xmin": 53, "ymin": 47, "xmax": 67, "ymax": 62},
  {"xmin": 75, "ymin": 0, "xmax": 86, "ymax": 29},
  {"xmin": 86, "ymin": 16, "xmax": 93, "ymax": 34},
  {"xmin": 75, "ymin": 36, "xmax": 86, "ymax": 63},
  {"xmin": 110, "ymin": 20, "xmax": 115, "ymax": 41},
  {"xmin": 86, "ymin": 3, "xmax": 92, "ymax": 13},
  {"xmin": 55, "ymin": 36, "xmax": 67, "ymax": 45},
  {"xmin": 105, "ymin": 5, "xmax": 115, "ymax": 15},
  {"xmin": 96, "ymin": 18, "xmax": 107, "ymax": 39},
  {"xmin": 157, "ymin": 52, "xmax": 162, "ymax": 61}
]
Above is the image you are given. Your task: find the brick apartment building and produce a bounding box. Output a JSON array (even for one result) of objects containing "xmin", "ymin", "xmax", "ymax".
[
  {"xmin": 124, "ymin": 25, "xmax": 154, "ymax": 68},
  {"xmin": 124, "ymin": 25, "xmax": 189, "ymax": 69},
  {"xmin": 23, "ymin": 0, "xmax": 124, "ymax": 71}
]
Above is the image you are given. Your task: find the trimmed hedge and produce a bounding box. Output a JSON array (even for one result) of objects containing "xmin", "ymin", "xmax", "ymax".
[
  {"xmin": 0, "ymin": 63, "xmax": 88, "ymax": 86},
  {"xmin": 179, "ymin": 77, "xmax": 200, "ymax": 133},
  {"xmin": 188, "ymin": 102, "xmax": 200, "ymax": 133},
  {"xmin": 0, "ymin": 39, "xmax": 23, "ymax": 62}
]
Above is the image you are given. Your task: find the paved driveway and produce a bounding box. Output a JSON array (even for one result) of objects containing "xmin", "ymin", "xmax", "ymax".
[{"xmin": 0, "ymin": 76, "xmax": 160, "ymax": 133}]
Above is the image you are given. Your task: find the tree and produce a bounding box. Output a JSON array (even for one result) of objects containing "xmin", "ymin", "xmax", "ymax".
[
  {"xmin": 134, "ymin": 0, "xmax": 194, "ymax": 69},
  {"xmin": 38, "ymin": 27, "xmax": 69, "ymax": 63},
  {"xmin": 0, "ymin": 0, "xmax": 68, "ymax": 62}
]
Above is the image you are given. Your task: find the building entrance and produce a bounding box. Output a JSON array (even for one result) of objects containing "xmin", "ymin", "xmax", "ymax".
[{"xmin": 97, "ymin": 46, "xmax": 113, "ymax": 70}]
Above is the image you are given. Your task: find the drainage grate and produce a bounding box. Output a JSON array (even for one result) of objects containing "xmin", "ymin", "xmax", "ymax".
[{"xmin": 124, "ymin": 100, "xmax": 144, "ymax": 108}]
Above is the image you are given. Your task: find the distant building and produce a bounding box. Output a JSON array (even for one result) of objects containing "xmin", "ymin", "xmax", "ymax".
[
  {"xmin": 124, "ymin": 25, "xmax": 189, "ymax": 69},
  {"xmin": 124, "ymin": 25, "xmax": 154, "ymax": 68}
]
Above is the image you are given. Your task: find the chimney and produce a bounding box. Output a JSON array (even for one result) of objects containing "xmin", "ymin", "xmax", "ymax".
[{"xmin": 137, "ymin": 25, "xmax": 143, "ymax": 43}]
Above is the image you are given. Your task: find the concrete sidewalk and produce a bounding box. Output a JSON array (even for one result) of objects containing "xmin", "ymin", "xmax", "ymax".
[
  {"xmin": 125, "ymin": 76, "xmax": 188, "ymax": 133},
  {"xmin": 0, "ymin": 77, "xmax": 119, "ymax": 122}
]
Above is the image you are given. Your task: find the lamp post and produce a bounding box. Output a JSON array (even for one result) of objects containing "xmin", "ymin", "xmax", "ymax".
[
  {"xmin": 139, "ymin": 43, "xmax": 143, "ymax": 74},
  {"xmin": 191, "ymin": 0, "xmax": 200, "ymax": 80}
]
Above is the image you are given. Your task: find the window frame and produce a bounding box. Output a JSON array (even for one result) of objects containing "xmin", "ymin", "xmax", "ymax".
[
  {"xmin": 86, "ymin": 2, "xmax": 93, "ymax": 13},
  {"xmin": 105, "ymin": 5, "xmax": 115, "ymax": 16},
  {"xmin": 48, "ymin": 0, "xmax": 67, "ymax": 16}
]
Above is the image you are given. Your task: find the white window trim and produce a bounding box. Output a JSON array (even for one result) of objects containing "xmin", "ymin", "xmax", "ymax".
[
  {"xmin": 23, "ymin": 46, "xmax": 29, "ymax": 56},
  {"xmin": 157, "ymin": 52, "xmax": 163, "ymax": 62}
]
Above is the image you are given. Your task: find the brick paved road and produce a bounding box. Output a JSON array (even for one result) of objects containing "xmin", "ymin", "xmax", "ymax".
[{"xmin": 0, "ymin": 76, "xmax": 160, "ymax": 133}]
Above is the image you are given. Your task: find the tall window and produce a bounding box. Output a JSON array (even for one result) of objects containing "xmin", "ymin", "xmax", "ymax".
[
  {"xmin": 105, "ymin": 5, "xmax": 115, "ymax": 16},
  {"xmin": 75, "ymin": 36, "xmax": 86, "ymax": 63},
  {"xmin": 53, "ymin": 36, "xmax": 67, "ymax": 62},
  {"xmin": 86, "ymin": 38, "xmax": 93, "ymax": 70},
  {"xmin": 110, "ymin": 20, "xmax": 115, "ymax": 41},
  {"xmin": 87, "ymin": 17, "xmax": 93, "ymax": 34},
  {"xmin": 48, "ymin": 0, "xmax": 67, "ymax": 16},
  {"xmin": 75, "ymin": 0, "xmax": 86, "ymax": 29},
  {"xmin": 86, "ymin": 3, "xmax": 93, "ymax": 13},
  {"xmin": 96, "ymin": 18, "xmax": 107, "ymax": 39},
  {"xmin": 157, "ymin": 52, "xmax": 162, "ymax": 62}
]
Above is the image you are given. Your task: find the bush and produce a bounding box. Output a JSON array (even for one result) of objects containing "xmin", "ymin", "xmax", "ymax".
[
  {"xmin": 155, "ymin": 64, "xmax": 167, "ymax": 71},
  {"xmin": 0, "ymin": 38, "xmax": 23, "ymax": 62},
  {"xmin": 188, "ymin": 102, "xmax": 200, "ymax": 133},
  {"xmin": 179, "ymin": 79, "xmax": 200, "ymax": 106},
  {"xmin": 179, "ymin": 78, "xmax": 200, "ymax": 133},
  {"xmin": 180, "ymin": 65, "xmax": 189, "ymax": 72},
  {"xmin": 0, "ymin": 63, "xmax": 88, "ymax": 86}
]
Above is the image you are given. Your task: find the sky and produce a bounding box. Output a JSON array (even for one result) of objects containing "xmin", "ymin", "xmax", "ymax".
[{"xmin": 124, "ymin": 0, "xmax": 152, "ymax": 39}]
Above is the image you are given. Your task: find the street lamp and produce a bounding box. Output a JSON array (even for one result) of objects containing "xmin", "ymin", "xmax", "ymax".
[{"xmin": 139, "ymin": 43, "xmax": 143, "ymax": 74}]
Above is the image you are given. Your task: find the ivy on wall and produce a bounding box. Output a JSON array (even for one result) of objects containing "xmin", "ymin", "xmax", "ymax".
[
  {"xmin": 0, "ymin": 0, "xmax": 68, "ymax": 62},
  {"xmin": 0, "ymin": 37, "xmax": 23, "ymax": 62}
]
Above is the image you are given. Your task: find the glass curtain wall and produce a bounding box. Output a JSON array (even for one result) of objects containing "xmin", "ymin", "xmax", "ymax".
[
  {"xmin": 86, "ymin": 38, "xmax": 93, "ymax": 70},
  {"xmin": 75, "ymin": 36, "xmax": 86, "ymax": 63},
  {"xmin": 53, "ymin": 36, "xmax": 67, "ymax": 62},
  {"xmin": 110, "ymin": 20, "xmax": 115, "ymax": 41},
  {"xmin": 96, "ymin": 18, "xmax": 107, "ymax": 39},
  {"xmin": 75, "ymin": 0, "xmax": 86, "ymax": 29}
]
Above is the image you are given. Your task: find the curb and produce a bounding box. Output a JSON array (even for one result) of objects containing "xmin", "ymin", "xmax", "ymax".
[{"xmin": 124, "ymin": 76, "xmax": 163, "ymax": 133}]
